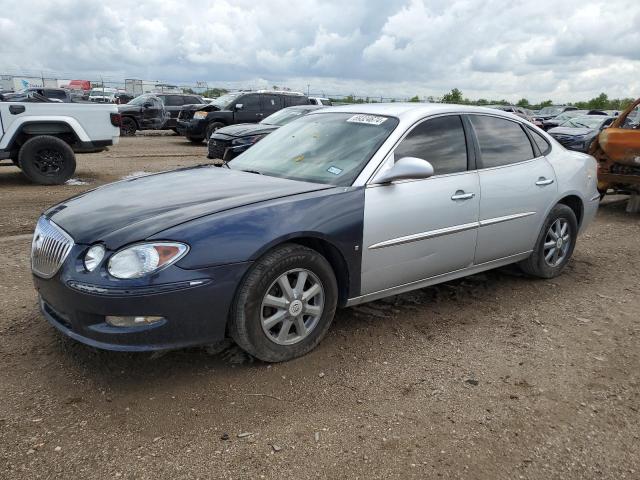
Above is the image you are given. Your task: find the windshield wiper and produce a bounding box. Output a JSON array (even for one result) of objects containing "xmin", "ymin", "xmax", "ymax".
[{"xmin": 241, "ymin": 169, "xmax": 263, "ymax": 175}]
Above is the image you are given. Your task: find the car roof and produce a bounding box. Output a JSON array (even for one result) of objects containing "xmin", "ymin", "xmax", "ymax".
[{"xmin": 311, "ymin": 102, "xmax": 527, "ymax": 123}]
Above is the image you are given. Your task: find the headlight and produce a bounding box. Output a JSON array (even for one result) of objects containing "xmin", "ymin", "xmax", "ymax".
[
  {"xmin": 231, "ymin": 134, "xmax": 266, "ymax": 146},
  {"xmin": 193, "ymin": 111, "xmax": 208, "ymax": 119},
  {"xmin": 107, "ymin": 242, "xmax": 189, "ymax": 279},
  {"xmin": 84, "ymin": 244, "xmax": 106, "ymax": 272}
]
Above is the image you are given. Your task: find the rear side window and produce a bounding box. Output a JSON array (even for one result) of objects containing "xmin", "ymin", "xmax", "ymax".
[
  {"xmin": 528, "ymin": 128, "xmax": 551, "ymax": 156},
  {"xmin": 469, "ymin": 115, "xmax": 534, "ymax": 168},
  {"xmin": 162, "ymin": 95, "xmax": 183, "ymax": 106},
  {"xmin": 262, "ymin": 95, "xmax": 283, "ymax": 110},
  {"xmin": 394, "ymin": 115, "xmax": 468, "ymax": 175},
  {"xmin": 286, "ymin": 95, "xmax": 309, "ymax": 106}
]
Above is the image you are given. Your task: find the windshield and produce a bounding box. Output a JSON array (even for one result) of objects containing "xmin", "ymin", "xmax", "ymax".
[
  {"xmin": 261, "ymin": 108, "xmax": 310, "ymax": 126},
  {"xmin": 210, "ymin": 92, "xmax": 241, "ymax": 109},
  {"xmin": 230, "ymin": 112, "xmax": 399, "ymax": 186},
  {"xmin": 539, "ymin": 107, "xmax": 563, "ymax": 116},
  {"xmin": 561, "ymin": 116, "xmax": 606, "ymax": 129},
  {"xmin": 128, "ymin": 95, "xmax": 154, "ymax": 105}
]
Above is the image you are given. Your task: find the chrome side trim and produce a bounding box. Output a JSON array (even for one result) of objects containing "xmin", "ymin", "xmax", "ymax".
[
  {"xmin": 368, "ymin": 221, "xmax": 478, "ymax": 250},
  {"xmin": 478, "ymin": 211, "xmax": 536, "ymax": 227},
  {"xmin": 368, "ymin": 212, "xmax": 536, "ymax": 250},
  {"xmin": 348, "ymin": 250, "xmax": 532, "ymax": 306}
]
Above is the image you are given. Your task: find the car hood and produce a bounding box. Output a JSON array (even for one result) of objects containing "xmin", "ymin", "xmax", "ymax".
[
  {"xmin": 45, "ymin": 166, "xmax": 332, "ymax": 248},
  {"xmin": 213, "ymin": 123, "xmax": 279, "ymax": 138},
  {"xmin": 117, "ymin": 104, "xmax": 142, "ymax": 113},
  {"xmin": 548, "ymin": 126, "xmax": 596, "ymax": 136}
]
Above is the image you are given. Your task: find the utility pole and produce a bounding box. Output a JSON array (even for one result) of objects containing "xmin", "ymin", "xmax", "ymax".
[{"xmin": 307, "ymin": 84, "xmax": 310, "ymax": 96}]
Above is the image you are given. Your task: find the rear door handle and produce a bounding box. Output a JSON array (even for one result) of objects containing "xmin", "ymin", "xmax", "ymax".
[
  {"xmin": 451, "ymin": 191, "xmax": 475, "ymax": 201},
  {"xmin": 535, "ymin": 178, "xmax": 554, "ymax": 186}
]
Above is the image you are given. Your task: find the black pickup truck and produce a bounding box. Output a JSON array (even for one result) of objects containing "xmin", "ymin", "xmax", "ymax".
[
  {"xmin": 117, "ymin": 93, "xmax": 204, "ymax": 135},
  {"xmin": 176, "ymin": 91, "xmax": 310, "ymax": 143}
]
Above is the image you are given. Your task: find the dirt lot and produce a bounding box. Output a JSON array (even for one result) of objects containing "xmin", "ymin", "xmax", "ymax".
[{"xmin": 0, "ymin": 135, "xmax": 638, "ymax": 479}]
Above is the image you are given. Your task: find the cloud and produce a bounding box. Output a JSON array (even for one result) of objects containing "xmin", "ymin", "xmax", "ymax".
[{"xmin": 0, "ymin": 0, "xmax": 638, "ymax": 102}]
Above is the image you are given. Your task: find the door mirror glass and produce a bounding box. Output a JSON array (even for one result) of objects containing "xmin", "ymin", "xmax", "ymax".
[
  {"xmin": 235, "ymin": 103, "xmax": 243, "ymax": 110},
  {"xmin": 375, "ymin": 157, "xmax": 434, "ymax": 184}
]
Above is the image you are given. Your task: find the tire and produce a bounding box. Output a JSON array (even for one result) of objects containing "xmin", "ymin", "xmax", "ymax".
[
  {"xmin": 205, "ymin": 122, "xmax": 225, "ymax": 142},
  {"xmin": 229, "ymin": 243, "xmax": 338, "ymax": 362},
  {"xmin": 18, "ymin": 136, "xmax": 76, "ymax": 185},
  {"xmin": 519, "ymin": 204, "xmax": 578, "ymax": 278},
  {"xmin": 120, "ymin": 117, "xmax": 137, "ymax": 136},
  {"xmin": 186, "ymin": 135, "xmax": 204, "ymax": 143}
]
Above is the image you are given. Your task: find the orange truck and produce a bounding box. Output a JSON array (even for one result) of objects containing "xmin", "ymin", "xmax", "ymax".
[{"xmin": 589, "ymin": 98, "xmax": 640, "ymax": 211}]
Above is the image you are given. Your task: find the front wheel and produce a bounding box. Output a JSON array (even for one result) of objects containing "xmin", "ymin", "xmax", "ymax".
[
  {"xmin": 519, "ymin": 204, "xmax": 578, "ymax": 278},
  {"xmin": 18, "ymin": 136, "xmax": 76, "ymax": 185},
  {"xmin": 205, "ymin": 122, "xmax": 225, "ymax": 142},
  {"xmin": 229, "ymin": 244, "xmax": 338, "ymax": 362}
]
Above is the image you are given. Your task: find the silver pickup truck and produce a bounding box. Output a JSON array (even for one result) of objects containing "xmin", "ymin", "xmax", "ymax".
[{"xmin": 0, "ymin": 102, "xmax": 121, "ymax": 184}]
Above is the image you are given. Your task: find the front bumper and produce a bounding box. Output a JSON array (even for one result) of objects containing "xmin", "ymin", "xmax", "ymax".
[
  {"xmin": 33, "ymin": 260, "xmax": 251, "ymax": 351},
  {"xmin": 176, "ymin": 119, "xmax": 207, "ymax": 138}
]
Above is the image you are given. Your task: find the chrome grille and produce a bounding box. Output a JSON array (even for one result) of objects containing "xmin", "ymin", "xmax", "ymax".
[{"xmin": 31, "ymin": 217, "xmax": 74, "ymax": 279}]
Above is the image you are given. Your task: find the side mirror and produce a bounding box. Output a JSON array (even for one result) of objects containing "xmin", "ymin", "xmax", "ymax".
[
  {"xmin": 143, "ymin": 102, "xmax": 153, "ymax": 108},
  {"xmin": 235, "ymin": 103, "xmax": 243, "ymax": 110},
  {"xmin": 375, "ymin": 157, "xmax": 435, "ymax": 184}
]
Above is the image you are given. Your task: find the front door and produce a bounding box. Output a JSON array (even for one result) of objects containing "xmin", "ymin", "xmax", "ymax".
[
  {"xmin": 361, "ymin": 115, "xmax": 480, "ymax": 295},
  {"xmin": 234, "ymin": 94, "xmax": 262, "ymax": 123},
  {"xmin": 467, "ymin": 114, "xmax": 558, "ymax": 264}
]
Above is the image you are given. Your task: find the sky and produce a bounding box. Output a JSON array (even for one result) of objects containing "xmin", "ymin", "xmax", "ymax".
[{"xmin": 1, "ymin": 0, "xmax": 639, "ymax": 102}]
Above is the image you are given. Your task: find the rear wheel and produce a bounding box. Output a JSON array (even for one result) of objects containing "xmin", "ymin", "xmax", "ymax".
[
  {"xmin": 120, "ymin": 117, "xmax": 137, "ymax": 136},
  {"xmin": 18, "ymin": 136, "xmax": 76, "ymax": 185},
  {"xmin": 229, "ymin": 243, "xmax": 338, "ymax": 362},
  {"xmin": 519, "ymin": 204, "xmax": 578, "ymax": 278}
]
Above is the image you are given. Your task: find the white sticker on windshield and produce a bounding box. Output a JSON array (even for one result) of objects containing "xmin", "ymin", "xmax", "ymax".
[
  {"xmin": 346, "ymin": 114, "xmax": 388, "ymax": 126},
  {"xmin": 327, "ymin": 166, "xmax": 343, "ymax": 175}
]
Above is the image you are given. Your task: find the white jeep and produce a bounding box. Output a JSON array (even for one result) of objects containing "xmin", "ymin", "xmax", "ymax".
[{"xmin": 0, "ymin": 102, "xmax": 120, "ymax": 184}]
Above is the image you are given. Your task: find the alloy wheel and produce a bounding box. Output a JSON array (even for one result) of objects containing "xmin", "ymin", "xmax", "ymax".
[
  {"xmin": 260, "ymin": 268, "xmax": 325, "ymax": 346},
  {"xmin": 543, "ymin": 218, "xmax": 571, "ymax": 267}
]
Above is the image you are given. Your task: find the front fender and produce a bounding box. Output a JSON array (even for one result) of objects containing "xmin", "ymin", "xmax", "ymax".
[{"xmin": 151, "ymin": 187, "xmax": 365, "ymax": 297}]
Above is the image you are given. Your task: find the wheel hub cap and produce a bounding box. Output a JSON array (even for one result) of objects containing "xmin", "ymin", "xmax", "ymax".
[
  {"xmin": 289, "ymin": 300, "xmax": 303, "ymax": 316},
  {"xmin": 543, "ymin": 218, "xmax": 571, "ymax": 267}
]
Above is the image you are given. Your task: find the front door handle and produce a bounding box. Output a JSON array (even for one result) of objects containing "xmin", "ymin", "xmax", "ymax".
[
  {"xmin": 535, "ymin": 178, "xmax": 554, "ymax": 186},
  {"xmin": 451, "ymin": 191, "xmax": 475, "ymax": 201},
  {"xmin": 9, "ymin": 105, "xmax": 25, "ymax": 114}
]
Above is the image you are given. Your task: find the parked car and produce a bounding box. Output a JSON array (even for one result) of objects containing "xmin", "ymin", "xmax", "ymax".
[
  {"xmin": 117, "ymin": 93, "xmax": 205, "ymax": 135},
  {"xmin": 114, "ymin": 92, "xmax": 134, "ymax": 104},
  {"xmin": 309, "ymin": 97, "xmax": 332, "ymax": 106},
  {"xmin": 1, "ymin": 87, "xmax": 73, "ymax": 103},
  {"xmin": 0, "ymin": 101, "xmax": 120, "ymax": 184},
  {"xmin": 548, "ymin": 115, "xmax": 615, "ymax": 152},
  {"xmin": 533, "ymin": 105, "xmax": 578, "ymax": 128},
  {"xmin": 156, "ymin": 93, "xmax": 205, "ymax": 131},
  {"xmin": 207, "ymin": 105, "xmax": 324, "ymax": 160},
  {"xmin": 31, "ymin": 104, "xmax": 598, "ymax": 361},
  {"xmin": 177, "ymin": 91, "xmax": 310, "ymax": 143},
  {"xmin": 487, "ymin": 105, "xmax": 532, "ymax": 121},
  {"xmin": 541, "ymin": 109, "xmax": 588, "ymax": 130},
  {"xmin": 88, "ymin": 88, "xmax": 118, "ymax": 103}
]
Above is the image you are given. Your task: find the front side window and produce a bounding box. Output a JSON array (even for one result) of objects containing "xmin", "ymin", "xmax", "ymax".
[
  {"xmin": 394, "ymin": 115, "xmax": 468, "ymax": 175},
  {"xmin": 238, "ymin": 94, "xmax": 260, "ymax": 110},
  {"xmin": 230, "ymin": 112, "xmax": 399, "ymax": 186},
  {"xmin": 469, "ymin": 115, "xmax": 534, "ymax": 168}
]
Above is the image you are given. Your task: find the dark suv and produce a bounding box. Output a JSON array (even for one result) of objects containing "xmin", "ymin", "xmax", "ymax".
[
  {"xmin": 117, "ymin": 93, "xmax": 204, "ymax": 135},
  {"xmin": 177, "ymin": 91, "xmax": 310, "ymax": 143}
]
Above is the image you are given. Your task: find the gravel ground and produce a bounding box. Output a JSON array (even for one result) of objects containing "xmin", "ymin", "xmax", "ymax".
[{"xmin": 0, "ymin": 135, "xmax": 638, "ymax": 479}]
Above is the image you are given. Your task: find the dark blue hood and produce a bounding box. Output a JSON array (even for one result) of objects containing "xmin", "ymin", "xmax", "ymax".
[{"xmin": 45, "ymin": 166, "xmax": 332, "ymax": 247}]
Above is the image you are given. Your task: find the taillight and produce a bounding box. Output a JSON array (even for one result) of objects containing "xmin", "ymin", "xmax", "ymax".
[{"xmin": 110, "ymin": 113, "xmax": 121, "ymax": 127}]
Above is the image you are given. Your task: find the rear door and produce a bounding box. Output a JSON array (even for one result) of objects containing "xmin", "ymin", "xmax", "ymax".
[
  {"xmin": 467, "ymin": 114, "xmax": 557, "ymax": 264},
  {"xmin": 261, "ymin": 94, "xmax": 283, "ymax": 117},
  {"xmin": 361, "ymin": 114, "xmax": 480, "ymax": 295}
]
